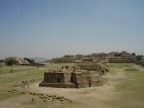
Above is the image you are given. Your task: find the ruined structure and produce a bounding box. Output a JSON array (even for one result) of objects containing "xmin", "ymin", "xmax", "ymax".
[{"xmin": 39, "ymin": 70, "xmax": 103, "ymax": 88}]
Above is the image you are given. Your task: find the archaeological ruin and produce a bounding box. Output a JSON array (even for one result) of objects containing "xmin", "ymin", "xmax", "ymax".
[{"xmin": 39, "ymin": 70, "xmax": 104, "ymax": 88}]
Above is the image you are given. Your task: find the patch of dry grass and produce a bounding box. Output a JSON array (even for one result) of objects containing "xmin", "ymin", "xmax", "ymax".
[{"xmin": 105, "ymin": 64, "xmax": 144, "ymax": 108}]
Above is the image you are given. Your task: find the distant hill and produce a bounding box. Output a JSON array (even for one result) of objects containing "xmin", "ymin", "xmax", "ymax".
[{"xmin": 31, "ymin": 57, "xmax": 48, "ymax": 63}]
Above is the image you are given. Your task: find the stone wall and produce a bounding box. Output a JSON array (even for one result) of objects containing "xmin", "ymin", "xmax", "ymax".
[
  {"xmin": 72, "ymin": 71, "xmax": 103, "ymax": 88},
  {"xmin": 71, "ymin": 72, "xmax": 83, "ymax": 83},
  {"xmin": 40, "ymin": 70, "xmax": 104, "ymax": 88},
  {"xmin": 43, "ymin": 72, "xmax": 71, "ymax": 83},
  {"xmin": 39, "ymin": 82, "xmax": 76, "ymax": 88},
  {"xmin": 64, "ymin": 72, "xmax": 72, "ymax": 83}
]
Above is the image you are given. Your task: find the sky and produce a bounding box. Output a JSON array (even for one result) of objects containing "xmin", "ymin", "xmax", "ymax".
[{"xmin": 0, "ymin": 0, "xmax": 144, "ymax": 59}]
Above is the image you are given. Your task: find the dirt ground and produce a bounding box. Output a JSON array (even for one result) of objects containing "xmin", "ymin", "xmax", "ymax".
[{"xmin": 0, "ymin": 69, "xmax": 125, "ymax": 108}]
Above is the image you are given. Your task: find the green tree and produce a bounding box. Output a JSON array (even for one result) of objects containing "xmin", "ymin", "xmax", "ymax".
[
  {"xmin": 24, "ymin": 58, "xmax": 35, "ymax": 65},
  {"xmin": 136, "ymin": 55, "xmax": 143, "ymax": 61},
  {"xmin": 5, "ymin": 59, "xmax": 18, "ymax": 66},
  {"xmin": 0, "ymin": 63, "xmax": 2, "ymax": 68},
  {"xmin": 51, "ymin": 57, "xmax": 74, "ymax": 63},
  {"xmin": 0, "ymin": 60, "xmax": 4, "ymax": 63},
  {"xmin": 131, "ymin": 53, "xmax": 136, "ymax": 57},
  {"xmin": 0, "ymin": 60, "xmax": 3, "ymax": 68}
]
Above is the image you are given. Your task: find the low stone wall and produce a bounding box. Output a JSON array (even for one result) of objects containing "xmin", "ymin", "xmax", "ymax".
[
  {"xmin": 39, "ymin": 82, "xmax": 76, "ymax": 88},
  {"xmin": 76, "ymin": 82, "xmax": 89, "ymax": 88},
  {"xmin": 75, "ymin": 80, "xmax": 103, "ymax": 88}
]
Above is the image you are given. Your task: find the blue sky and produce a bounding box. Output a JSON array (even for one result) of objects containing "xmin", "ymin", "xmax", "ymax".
[{"xmin": 0, "ymin": 0, "xmax": 144, "ymax": 59}]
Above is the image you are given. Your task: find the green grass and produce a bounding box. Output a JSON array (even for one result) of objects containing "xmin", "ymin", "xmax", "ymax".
[
  {"xmin": 106, "ymin": 63, "xmax": 144, "ymax": 108},
  {"xmin": 109, "ymin": 63, "xmax": 134, "ymax": 68},
  {"xmin": 1, "ymin": 63, "xmax": 144, "ymax": 108},
  {"xmin": 0, "ymin": 63, "xmax": 75, "ymax": 100},
  {"xmin": 0, "ymin": 90, "xmax": 22, "ymax": 100},
  {"xmin": 0, "ymin": 65, "xmax": 36, "ymax": 75}
]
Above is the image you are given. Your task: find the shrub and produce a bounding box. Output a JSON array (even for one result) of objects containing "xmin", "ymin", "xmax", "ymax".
[{"xmin": 5, "ymin": 59, "xmax": 18, "ymax": 66}]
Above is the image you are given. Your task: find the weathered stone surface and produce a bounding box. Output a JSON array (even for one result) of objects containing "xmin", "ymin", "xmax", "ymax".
[{"xmin": 39, "ymin": 70, "xmax": 104, "ymax": 88}]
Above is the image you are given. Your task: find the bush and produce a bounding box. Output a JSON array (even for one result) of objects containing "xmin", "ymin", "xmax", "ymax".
[
  {"xmin": 136, "ymin": 55, "xmax": 143, "ymax": 61},
  {"xmin": 5, "ymin": 59, "xmax": 18, "ymax": 66},
  {"xmin": 10, "ymin": 69, "xmax": 14, "ymax": 73}
]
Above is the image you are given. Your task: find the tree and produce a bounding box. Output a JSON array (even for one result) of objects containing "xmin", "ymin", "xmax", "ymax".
[
  {"xmin": 24, "ymin": 58, "xmax": 35, "ymax": 65},
  {"xmin": 0, "ymin": 63, "xmax": 2, "ymax": 68},
  {"xmin": 131, "ymin": 53, "xmax": 136, "ymax": 57},
  {"xmin": 0, "ymin": 60, "xmax": 4, "ymax": 68},
  {"xmin": 114, "ymin": 53, "xmax": 121, "ymax": 57},
  {"xmin": 0, "ymin": 60, "xmax": 4, "ymax": 63},
  {"xmin": 121, "ymin": 51, "xmax": 130, "ymax": 57},
  {"xmin": 5, "ymin": 59, "xmax": 18, "ymax": 66},
  {"xmin": 75, "ymin": 54, "xmax": 83, "ymax": 59},
  {"xmin": 136, "ymin": 55, "xmax": 143, "ymax": 61},
  {"xmin": 51, "ymin": 58, "xmax": 74, "ymax": 63}
]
